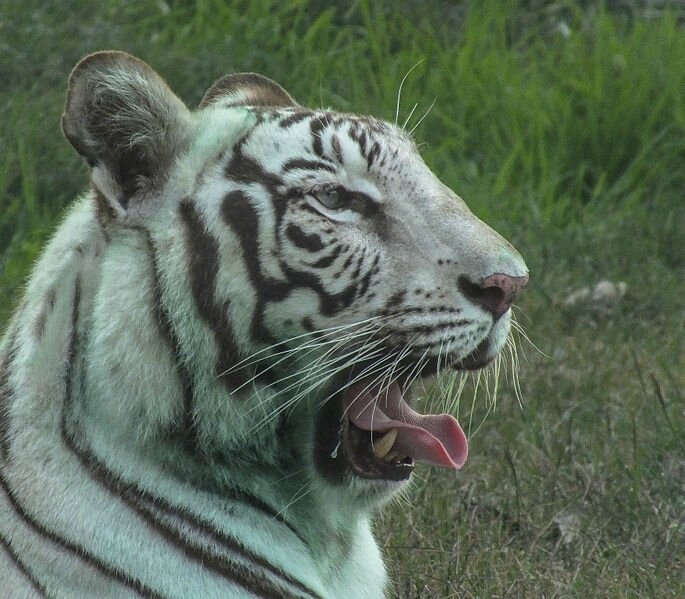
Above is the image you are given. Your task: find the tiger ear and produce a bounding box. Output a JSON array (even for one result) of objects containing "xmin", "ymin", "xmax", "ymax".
[
  {"xmin": 199, "ymin": 73, "xmax": 299, "ymax": 109},
  {"xmin": 62, "ymin": 51, "xmax": 191, "ymax": 211}
]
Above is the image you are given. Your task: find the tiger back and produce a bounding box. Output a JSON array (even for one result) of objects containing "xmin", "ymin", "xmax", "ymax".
[{"xmin": 0, "ymin": 52, "xmax": 528, "ymax": 598}]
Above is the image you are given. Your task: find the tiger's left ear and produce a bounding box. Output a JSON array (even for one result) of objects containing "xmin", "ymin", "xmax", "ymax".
[
  {"xmin": 199, "ymin": 73, "xmax": 299, "ymax": 109},
  {"xmin": 62, "ymin": 51, "xmax": 192, "ymax": 213}
]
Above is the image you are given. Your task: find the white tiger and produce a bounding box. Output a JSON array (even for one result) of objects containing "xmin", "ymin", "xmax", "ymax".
[{"xmin": 0, "ymin": 51, "xmax": 528, "ymax": 598}]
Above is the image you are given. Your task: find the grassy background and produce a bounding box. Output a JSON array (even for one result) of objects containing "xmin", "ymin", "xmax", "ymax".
[{"xmin": 1, "ymin": 1, "xmax": 683, "ymax": 597}]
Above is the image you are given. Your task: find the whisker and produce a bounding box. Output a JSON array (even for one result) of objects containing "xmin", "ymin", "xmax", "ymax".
[
  {"xmin": 509, "ymin": 311, "xmax": 547, "ymax": 358},
  {"xmin": 401, "ymin": 103, "xmax": 419, "ymax": 131},
  {"xmin": 240, "ymin": 325, "xmax": 382, "ymax": 399},
  {"xmin": 408, "ymin": 97, "xmax": 437, "ymax": 135},
  {"xmin": 234, "ymin": 316, "xmax": 393, "ymax": 408},
  {"xmin": 218, "ymin": 314, "xmax": 391, "ymax": 377},
  {"xmin": 367, "ymin": 346, "xmax": 419, "ymax": 437},
  {"xmin": 249, "ymin": 339, "xmax": 394, "ymax": 434},
  {"xmin": 274, "ymin": 482, "xmax": 314, "ymax": 519},
  {"xmin": 394, "ymin": 59, "xmax": 425, "ymax": 126}
]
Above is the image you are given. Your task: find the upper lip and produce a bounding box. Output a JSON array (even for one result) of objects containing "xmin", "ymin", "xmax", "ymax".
[{"xmin": 345, "ymin": 341, "xmax": 494, "ymax": 382}]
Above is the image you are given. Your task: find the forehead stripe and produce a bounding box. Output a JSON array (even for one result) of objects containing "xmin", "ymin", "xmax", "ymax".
[
  {"xmin": 331, "ymin": 135, "xmax": 344, "ymax": 163},
  {"xmin": 278, "ymin": 110, "xmax": 315, "ymax": 128},
  {"xmin": 310, "ymin": 114, "xmax": 333, "ymax": 157},
  {"xmin": 281, "ymin": 158, "xmax": 335, "ymax": 173}
]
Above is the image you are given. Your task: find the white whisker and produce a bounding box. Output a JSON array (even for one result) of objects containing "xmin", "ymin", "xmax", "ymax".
[
  {"xmin": 401, "ymin": 103, "xmax": 419, "ymax": 131},
  {"xmin": 394, "ymin": 59, "xmax": 425, "ymax": 126},
  {"xmin": 408, "ymin": 97, "xmax": 437, "ymax": 135},
  {"xmin": 274, "ymin": 482, "xmax": 313, "ymax": 519}
]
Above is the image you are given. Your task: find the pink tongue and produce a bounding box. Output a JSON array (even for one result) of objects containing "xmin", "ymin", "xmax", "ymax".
[{"xmin": 342, "ymin": 379, "xmax": 468, "ymax": 469}]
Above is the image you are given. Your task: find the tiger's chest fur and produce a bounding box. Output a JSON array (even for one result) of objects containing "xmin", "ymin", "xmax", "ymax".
[{"xmin": 0, "ymin": 52, "xmax": 527, "ymax": 598}]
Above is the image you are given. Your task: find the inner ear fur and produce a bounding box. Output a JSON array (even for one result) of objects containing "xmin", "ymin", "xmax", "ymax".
[
  {"xmin": 62, "ymin": 51, "xmax": 191, "ymax": 205},
  {"xmin": 200, "ymin": 72, "xmax": 299, "ymax": 109}
]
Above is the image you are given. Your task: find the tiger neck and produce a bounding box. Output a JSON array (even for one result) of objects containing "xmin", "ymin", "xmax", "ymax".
[{"xmin": 61, "ymin": 204, "xmax": 368, "ymax": 556}]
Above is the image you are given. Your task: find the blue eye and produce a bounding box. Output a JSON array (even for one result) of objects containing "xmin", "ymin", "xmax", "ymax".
[{"xmin": 314, "ymin": 188, "xmax": 346, "ymax": 210}]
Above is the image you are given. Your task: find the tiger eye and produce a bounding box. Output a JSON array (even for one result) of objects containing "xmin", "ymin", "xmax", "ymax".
[{"xmin": 314, "ymin": 187, "xmax": 346, "ymax": 210}]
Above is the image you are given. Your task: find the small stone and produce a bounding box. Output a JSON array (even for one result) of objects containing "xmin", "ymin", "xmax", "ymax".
[
  {"xmin": 592, "ymin": 280, "xmax": 627, "ymax": 303},
  {"xmin": 564, "ymin": 280, "xmax": 627, "ymax": 306},
  {"xmin": 553, "ymin": 512, "xmax": 581, "ymax": 545}
]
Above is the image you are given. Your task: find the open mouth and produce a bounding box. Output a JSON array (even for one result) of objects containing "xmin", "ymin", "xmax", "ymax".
[
  {"xmin": 312, "ymin": 333, "xmax": 500, "ymax": 485},
  {"xmin": 315, "ymin": 345, "xmax": 491, "ymax": 484},
  {"xmin": 338, "ymin": 378, "xmax": 468, "ymax": 482}
]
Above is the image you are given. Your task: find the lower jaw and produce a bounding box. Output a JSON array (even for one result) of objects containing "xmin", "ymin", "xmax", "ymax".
[{"xmin": 344, "ymin": 421, "xmax": 415, "ymax": 482}]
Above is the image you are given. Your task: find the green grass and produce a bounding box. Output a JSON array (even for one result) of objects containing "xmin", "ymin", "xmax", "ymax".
[{"xmin": 1, "ymin": 1, "xmax": 684, "ymax": 597}]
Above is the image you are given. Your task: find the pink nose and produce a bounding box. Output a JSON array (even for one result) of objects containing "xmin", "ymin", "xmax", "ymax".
[{"xmin": 459, "ymin": 273, "xmax": 529, "ymax": 319}]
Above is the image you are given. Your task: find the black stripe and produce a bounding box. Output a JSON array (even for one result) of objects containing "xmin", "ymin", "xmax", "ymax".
[
  {"xmin": 310, "ymin": 114, "xmax": 332, "ymax": 158},
  {"xmin": 62, "ymin": 394, "xmax": 317, "ymax": 599},
  {"xmin": 222, "ymin": 141, "xmax": 374, "ymax": 325},
  {"xmin": 222, "ymin": 144, "xmax": 295, "ymax": 345},
  {"xmin": 351, "ymin": 249, "xmax": 366, "ymax": 280},
  {"xmin": 350, "ymin": 125, "xmax": 368, "ymax": 158},
  {"xmin": 145, "ymin": 235, "xmax": 199, "ymax": 448},
  {"xmin": 61, "ymin": 429, "xmax": 318, "ymax": 599},
  {"xmin": 63, "ymin": 276, "xmax": 165, "ymax": 598},
  {"xmin": 379, "ymin": 305, "xmax": 463, "ymax": 317},
  {"xmin": 286, "ymin": 223, "xmax": 325, "ymax": 252},
  {"xmin": 282, "ymin": 158, "xmax": 335, "ymax": 173},
  {"xmin": 366, "ymin": 141, "xmax": 382, "ymax": 170},
  {"xmin": 59, "ymin": 273, "xmax": 317, "ymax": 597},
  {"xmin": 388, "ymin": 320, "xmax": 475, "ymax": 336},
  {"xmin": 33, "ymin": 288, "xmax": 56, "ymax": 340},
  {"xmin": 331, "ymin": 135, "xmax": 344, "ymax": 164},
  {"xmin": 295, "ymin": 201, "xmax": 326, "ymax": 217},
  {"xmin": 228, "ymin": 173, "xmax": 369, "ymax": 331},
  {"xmin": 0, "ymin": 281, "xmax": 163, "ymax": 598},
  {"xmin": 0, "ymin": 532, "xmax": 50, "ymax": 597},
  {"xmin": 0, "ymin": 467, "xmax": 163, "ymax": 599},
  {"xmin": 225, "ymin": 143, "xmax": 284, "ymax": 189},
  {"xmin": 279, "ymin": 111, "xmax": 315, "ymax": 129},
  {"xmin": 221, "ymin": 189, "xmax": 291, "ymax": 347},
  {"xmin": 219, "ymin": 190, "xmax": 262, "ymax": 287},
  {"xmin": 356, "ymin": 257, "xmax": 379, "ymax": 298},
  {"xmin": 385, "ymin": 331, "xmax": 473, "ymax": 350},
  {"xmin": 384, "ymin": 291, "xmax": 407, "ymax": 311},
  {"xmin": 278, "ymin": 261, "xmax": 359, "ymax": 316},
  {"xmin": 179, "ymin": 200, "xmax": 250, "ymax": 390},
  {"xmin": 308, "ymin": 245, "xmax": 342, "ymax": 269}
]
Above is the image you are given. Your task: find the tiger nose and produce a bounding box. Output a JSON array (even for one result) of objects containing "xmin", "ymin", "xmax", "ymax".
[{"xmin": 458, "ymin": 273, "xmax": 529, "ymax": 319}]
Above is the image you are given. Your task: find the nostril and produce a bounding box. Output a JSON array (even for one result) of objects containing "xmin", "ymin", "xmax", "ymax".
[
  {"xmin": 458, "ymin": 273, "xmax": 528, "ymax": 319},
  {"xmin": 458, "ymin": 277, "xmax": 505, "ymax": 317}
]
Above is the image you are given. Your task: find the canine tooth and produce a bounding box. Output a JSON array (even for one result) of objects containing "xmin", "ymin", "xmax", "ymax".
[{"xmin": 373, "ymin": 429, "xmax": 398, "ymax": 459}]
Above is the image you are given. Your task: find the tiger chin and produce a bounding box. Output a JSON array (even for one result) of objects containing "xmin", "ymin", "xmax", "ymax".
[{"xmin": 0, "ymin": 52, "xmax": 527, "ymax": 598}]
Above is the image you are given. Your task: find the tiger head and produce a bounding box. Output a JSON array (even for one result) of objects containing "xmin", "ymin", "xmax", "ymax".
[{"xmin": 63, "ymin": 52, "xmax": 527, "ymax": 510}]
